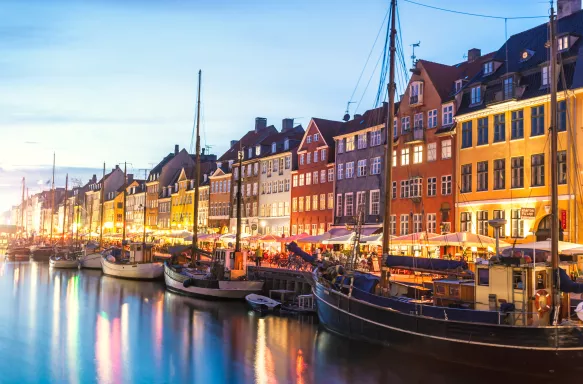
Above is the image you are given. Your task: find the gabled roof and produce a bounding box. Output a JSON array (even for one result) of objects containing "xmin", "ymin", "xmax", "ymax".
[
  {"xmin": 335, "ymin": 105, "xmax": 387, "ymax": 137},
  {"xmin": 298, "ymin": 118, "xmax": 344, "ymax": 160},
  {"xmin": 218, "ymin": 125, "xmax": 278, "ymax": 162}
]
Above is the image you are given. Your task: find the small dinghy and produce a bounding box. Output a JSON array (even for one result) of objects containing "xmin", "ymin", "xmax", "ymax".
[
  {"xmin": 245, "ymin": 294, "xmax": 281, "ymax": 314},
  {"xmin": 49, "ymin": 254, "xmax": 79, "ymax": 269}
]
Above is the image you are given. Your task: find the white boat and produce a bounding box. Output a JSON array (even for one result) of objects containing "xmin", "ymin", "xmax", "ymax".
[
  {"xmin": 79, "ymin": 252, "xmax": 103, "ymax": 269},
  {"xmin": 49, "ymin": 254, "xmax": 79, "ymax": 269},
  {"xmin": 245, "ymin": 294, "xmax": 281, "ymax": 313},
  {"xmin": 164, "ymin": 248, "xmax": 264, "ymax": 299},
  {"xmin": 101, "ymin": 243, "xmax": 164, "ymax": 280}
]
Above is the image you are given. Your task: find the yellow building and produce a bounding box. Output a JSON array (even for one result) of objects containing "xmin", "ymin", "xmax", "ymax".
[
  {"xmin": 455, "ymin": 13, "xmax": 583, "ymax": 244},
  {"xmin": 103, "ymin": 189, "xmax": 124, "ymax": 234},
  {"xmin": 170, "ymin": 167, "xmax": 195, "ymax": 231}
]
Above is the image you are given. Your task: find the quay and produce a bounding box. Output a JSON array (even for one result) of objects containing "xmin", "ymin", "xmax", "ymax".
[{"xmin": 247, "ymin": 265, "xmax": 312, "ymax": 296}]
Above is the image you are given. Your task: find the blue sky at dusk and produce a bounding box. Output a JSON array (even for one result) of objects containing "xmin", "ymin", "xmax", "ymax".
[{"xmin": 0, "ymin": 0, "xmax": 552, "ymax": 212}]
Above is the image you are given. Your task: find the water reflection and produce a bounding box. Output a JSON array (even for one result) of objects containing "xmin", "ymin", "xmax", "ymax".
[{"xmin": 0, "ymin": 261, "xmax": 554, "ymax": 384}]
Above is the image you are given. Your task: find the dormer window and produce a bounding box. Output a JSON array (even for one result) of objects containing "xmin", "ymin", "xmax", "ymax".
[
  {"xmin": 409, "ymin": 81, "xmax": 423, "ymax": 105},
  {"xmin": 255, "ymin": 145, "xmax": 261, "ymax": 156},
  {"xmin": 503, "ymin": 76, "xmax": 514, "ymax": 100},
  {"xmin": 541, "ymin": 65, "xmax": 550, "ymax": 87},
  {"xmin": 248, "ymin": 148, "xmax": 252, "ymax": 158},
  {"xmin": 558, "ymin": 35, "xmax": 569, "ymax": 51},
  {"xmin": 271, "ymin": 142, "xmax": 276, "ymax": 153},
  {"xmin": 483, "ymin": 61, "xmax": 493, "ymax": 75},
  {"xmin": 306, "ymin": 136, "xmax": 312, "ymax": 144},
  {"xmin": 227, "ymin": 160, "xmax": 233, "ymax": 169},
  {"xmin": 455, "ymin": 80, "xmax": 463, "ymax": 93},
  {"xmin": 471, "ymin": 86, "xmax": 481, "ymax": 104},
  {"xmin": 284, "ymin": 139, "xmax": 289, "ymax": 150},
  {"xmin": 313, "ymin": 133, "xmax": 319, "ymax": 142}
]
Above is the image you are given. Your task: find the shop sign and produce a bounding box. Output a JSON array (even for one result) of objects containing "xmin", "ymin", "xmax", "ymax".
[{"xmin": 520, "ymin": 208, "xmax": 536, "ymax": 219}]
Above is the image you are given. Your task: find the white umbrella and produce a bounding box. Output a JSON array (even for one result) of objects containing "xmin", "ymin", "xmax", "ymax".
[
  {"xmin": 322, "ymin": 233, "xmax": 355, "ymax": 245},
  {"xmin": 390, "ymin": 232, "xmax": 440, "ymax": 245},
  {"xmin": 502, "ymin": 240, "xmax": 582, "ymax": 253},
  {"xmin": 427, "ymin": 232, "xmax": 508, "ymax": 248}
]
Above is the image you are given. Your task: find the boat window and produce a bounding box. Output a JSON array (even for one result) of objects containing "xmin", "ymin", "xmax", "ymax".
[
  {"xmin": 536, "ymin": 271, "xmax": 546, "ymax": 290},
  {"xmin": 478, "ymin": 269, "xmax": 489, "ymax": 286},
  {"xmin": 512, "ymin": 271, "xmax": 524, "ymax": 290},
  {"xmin": 434, "ymin": 284, "xmax": 446, "ymax": 295},
  {"xmin": 449, "ymin": 286, "xmax": 460, "ymax": 298}
]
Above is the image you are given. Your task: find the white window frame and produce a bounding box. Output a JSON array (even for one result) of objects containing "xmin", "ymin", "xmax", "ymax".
[
  {"xmin": 344, "ymin": 193, "xmax": 354, "ymax": 217},
  {"xmin": 370, "ymin": 157, "xmax": 381, "ymax": 175},
  {"xmin": 471, "ymin": 86, "xmax": 481, "ymax": 104},
  {"xmin": 401, "ymin": 148, "xmax": 409, "ymax": 166},
  {"xmin": 428, "ymin": 109, "xmax": 437, "ymax": 128},
  {"xmin": 413, "ymin": 145, "xmax": 423, "ymax": 164},
  {"xmin": 357, "ymin": 159, "xmax": 367, "ymax": 177},
  {"xmin": 442, "ymin": 103, "xmax": 453, "ymax": 126},
  {"xmin": 369, "ymin": 190, "xmax": 380, "ymax": 215},
  {"xmin": 441, "ymin": 139, "xmax": 452, "ymax": 159},
  {"xmin": 401, "ymin": 116, "xmax": 411, "ymax": 133},
  {"xmin": 427, "ymin": 142, "xmax": 436, "ymax": 162}
]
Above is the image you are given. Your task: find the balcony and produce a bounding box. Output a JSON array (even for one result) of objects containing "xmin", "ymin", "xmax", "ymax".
[{"xmin": 403, "ymin": 128, "xmax": 425, "ymax": 144}]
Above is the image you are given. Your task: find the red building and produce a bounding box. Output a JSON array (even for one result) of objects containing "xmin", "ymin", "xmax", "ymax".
[
  {"xmin": 392, "ymin": 50, "xmax": 492, "ymax": 247},
  {"xmin": 290, "ymin": 118, "xmax": 343, "ymax": 236}
]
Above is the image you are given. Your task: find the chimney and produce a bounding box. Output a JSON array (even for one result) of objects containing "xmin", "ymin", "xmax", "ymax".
[
  {"xmin": 467, "ymin": 48, "xmax": 481, "ymax": 63},
  {"xmin": 174, "ymin": 144, "xmax": 179, "ymax": 155},
  {"xmin": 558, "ymin": 0, "xmax": 581, "ymax": 18},
  {"xmin": 92, "ymin": 174, "xmax": 97, "ymax": 183},
  {"xmin": 282, "ymin": 118, "xmax": 294, "ymax": 132},
  {"xmin": 255, "ymin": 117, "xmax": 267, "ymax": 132},
  {"xmin": 230, "ymin": 140, "xmax": 237, "ymax": 148}
]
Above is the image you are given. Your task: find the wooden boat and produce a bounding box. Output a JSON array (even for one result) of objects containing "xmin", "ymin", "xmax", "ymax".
[
  {"xmin": 101, "ymin": 243, "xmax": 163, "ymax": 280},
  {"xmin": 164, "ymin": 248, "xmax": 264, "ymax": 300},
  {"xmin": 78, "ymin": 244, "xmax": 103, "ymax": 269},
  {"xmin": 49, "ymin": 253, "xmax": 79, "ymax": 269},
  {"xmin": 29, "ymin": 246, "xmax": 54, "ymax": 261},
  {"xmin": 245, "ymin": 294, "xmax": 281, "ymax": 313},
  {"xmin": 5, "ymin": 246, "xmax": 30, "ymax": 261}
]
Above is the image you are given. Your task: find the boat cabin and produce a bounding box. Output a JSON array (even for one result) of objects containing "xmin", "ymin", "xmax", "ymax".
[
  {"xmin": 433, "ymin": 279, "xmax": 474, "ymax": 308},
  {"xmin": 130, "ymin": 242, "xmax": 154, "ymax": 263},
  {"xmin": 213, "ymin": 248, "xmax": 249, "ymax": 279}
]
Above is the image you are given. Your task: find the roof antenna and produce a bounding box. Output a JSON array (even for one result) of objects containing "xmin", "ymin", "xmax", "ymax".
[
  {"xmin": 411, "ymin": 41, "xmax": 421, "ymax": 69},
  {"xmin": 344, "ymin": 101, "xmax": 355, "ymax": 121}
]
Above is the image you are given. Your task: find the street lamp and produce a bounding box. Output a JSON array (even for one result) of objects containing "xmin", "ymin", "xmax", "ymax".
[{"xmin": 488, "ymin": 219, "xmax": 507, "ymax": 257}]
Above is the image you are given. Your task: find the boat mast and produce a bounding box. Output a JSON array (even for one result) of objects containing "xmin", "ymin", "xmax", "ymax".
[
  {"xmin": 99, "ymin": 162, "xmax": 105, "ymax": 248},
  {"xmin": 382, "ymin": 0, "xmax": 397, "ymax": 256},
  {"xmin": 20, "ymin": 177, "xmax": 25, "ymax": 238},
  {"xmin": 549, "ymin": 5, "xmax": 560, "ymax": 324},
  {"xmin": 235, "ymin": 142, "xmax": 243, "ymax": 253},
  {"xmin": 50, "ymin": 153, "xmax": 55, "ymax": 242},
  {"xmin": 142, "ymin": 169, "xmax": 148, "ymax": 244},
  {"xmin": 62, "ymin": 174, "xmax": 68, "ymax": 245},
  {"xmin": 122, "ymin": 162, "xmax": 127, "ymax": 245},
  {"xmin": 192, "ymin": 70, "xmax": 202, "ymax": 258}
]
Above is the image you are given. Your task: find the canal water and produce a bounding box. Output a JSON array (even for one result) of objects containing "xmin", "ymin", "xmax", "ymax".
[{"xmin": 0, "ymin": 261, "xmax": 549, "ymax": 384}]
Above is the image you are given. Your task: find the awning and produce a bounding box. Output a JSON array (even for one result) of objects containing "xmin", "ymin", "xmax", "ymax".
[
  {"xmin": 258, "ymin": 234, "xmax": 285, "ymax": 242},
  {"xmin": 502, "ymin": 240, "xmax": 582, "ymax": 253},
  {"xmin": 297, "ymin": 233, "xmax": 331, "ymax": 244},
  {"xmin": 427, "ymin": 232, "xmax": 508, "ymax": 248},
  {"xmin": 283, "ymin": 233, "xmax": 309, "ymax": 242},
  {"xmin": 390, "ymin": 232, "xmax": 440, "ymax": 245},
  {"xmin": 323, "ymin": 233, "xmax": 354, "ymax": 245}
]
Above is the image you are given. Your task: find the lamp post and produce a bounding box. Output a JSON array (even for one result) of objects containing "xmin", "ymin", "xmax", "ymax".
[
  {"xmin": 488, "ymin": 218, "xmax": 507, "ymax": 257},
  {"xmin": 235, "ymin": 148, "xmax": 243, "ymax": 252}
]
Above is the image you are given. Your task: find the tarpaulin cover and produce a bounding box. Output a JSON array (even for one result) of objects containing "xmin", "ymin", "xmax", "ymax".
[
  {"xmin": 559, "ymin": 268, "xmax": 583, "ymax": 293},
  {"xmin": 385, "ymin": 255, "xmax": 468, "ymax": 271},
  {"xmin": 335, "ymin": 272, "xmax": 379, "ymax": 293},
  {"xmin": 287, "ymin": 242, "xmax": 316, "ymax": 263}
]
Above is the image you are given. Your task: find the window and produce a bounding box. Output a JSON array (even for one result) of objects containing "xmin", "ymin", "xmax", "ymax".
[
  {"xmin": 292, "ymin": 175, "xmax": 298, "ymax": 187},
  {"xmin": 427, "ymin": 142, "xmax": 436, "ymax": 161},
  {"xmin": 337, "ymin": 164, "xmax": 344, "ymax": 180},
  {"xmin": 272, "ymin": 142, "xmax": 276, "ymax": 153},
  {"xmin": 291, "ymin": 225, "xmax": 297, "ymax": 236},
  {"xmin": 393, "ymin": 117, "xmax": 398, "ymax": 137},
  {"xmin": 531, "ymin": 105, "xmax": 545, "ymax": 136},
  {"xmin": 400, "ymin": 180, "xmax": 410, "ymax": 198},
  {"xmin": 370, "ymin": 190, "xmax": 380, "ymax": 215},
  {"xmin": 413, "ymin": 214, "xmax": 423, "ymax": 233},
  {"xmin": 483, "ymin": 61, "xmax": 493, "ymax": 75},
  {"xmin": 413, "ymin": 145, "xmax": 423, "ymax": 164},
  {"xmin": 320, "ymin": 170, "xmax": 326, "ymax": 183},
  {"xmin": 477, "ymin": 211, "xmax": 488, "ymax": 236},
  {"xmin": 307, "ymin": 136, "xmax": 311, "ymax": 144},
  {"xmin": 262, "ymin": 161, "xmax": 267, "ymax": 174},
  {"xmin": 478, "ymin": 269, "xmax": 490, "ymax": 286},
  {"xmin": 511, "ymin": 157, "xmax": 524, "ymax": 188},
  {"xmin": 313, "ymin": 171, "xmax": 319, "ymax": 184},
  {"xmin": 460, "ymin": 212, "xmax": 472, "ymax": 232},
  {"xmin": 357, "ymin": 133, "xmax": 367, "ymax": 149},
  {"xmin": 328, "ymin": 168, "xmax": 334, "ymax": 182},
  {"xmin": 370, "ymin": 157, "xmax": 381, "ymax": 175},
  {"xmin": 401, "ymin": 148, "xmax": 410, "ymax": 165},
  {"xmin": 461, "ymin": 121, "xmax": 472, "ymax": 148},
  {"xmin": 427, "ymin": 213, "xmax": 436, "ymax": 233},
  {"xmin": 306, "ymin": 172, "xmax": 311, "ymax": 185},
  {"xmin": 428, "ymin": 109, "xmax": 437, "ymax": 128},
  {"xmin": 285, "ymin": 179, "xmax": 290, "ymax": 191},
  {"xmin": 345, "ymin": 162, "xmax": 354, "ymax": 178},
  {"xmin": 477, "ymin": 161, "xmax": 488, "ymax": 192},
  {"xmin": 253, "ymin": 182, "xmax": 258, "ymax": 195},
  {"xmin": 313, "ymin": 133, "xmax": 319, "ymax": 142},
  {"xmin": 327, "ymin": 193, "xmax": 333, "ymax": 209},
  {"xmin": 305, "ymin": 196, "xmax": 311, "ymax": 211},
  {"xmin": 442, "ymin": 104, "xmax": 453, "ymax": 126},
  {"xmin": 410, "ymin": 177, "xmax": 422, "ymax": 198},
  {"xmin": 346, "ymin": 136, "xmax": 355, "ymax": 151},
  {"xmin": 370, "ymin": 129, "xmax": 382, "ymax": 146},
  {"xmin": 558, "ymin": 151, "xmax": 567, "ymax": 185},
  {"xmin": 511, "ymin": 110, "xmax": 524, "ymax": 139},
  {"xmin": 292, "ymin": 198, "xmax": 297, "ymax": 212},
  {"xmin": 336, "ymin": 194, "xmax": 342, "ymax": 217},
  {"xmin": 471, "ymin": 86, "xmax": 481, "ymax": 104},
  {"xmin": 441, "ymin": 175, "xmax": 452, "ymax": 195},
  {"xmin": 393, "ymin": 150, "xmax": 397, "ymax": 167},
  {"xmin": 494, "ymin": 159, "xmax": 505, "ymax": 190},
  {"xmin": 531, "ymin": 154, "xmax": 545, "ymax": 186},
  {"xmin": 390, "ymin": 215, "xmax": 396, "ymax": 235},
  {"xmin": 401, "ymin": 116, "xmax": 411, "ymax": 133},
  {"xmin": 307, "ymin": 152, "xmax": 311, "ymax": 164},
  {"xmin": 320, "ymin": 194, "xmax": 326, "ymax": 210},
  {"xmin": 493, "ymin": 113, "xmax": 505, "ymax": 142},
  {"xmin": 558, "ymin": 35, "xmax": 569, "ymax": 51},
  {"xmin": 410, "ymin": 81, "xmax": 423, "ymax": 104},
  {"xmin": 344, "ymin": 193, "xmax": 354, "ymax": 217},
  {"xmin": 392, "ymin": 181, "xmax": 397, "ymax": 199},
  {"xmin": 337, "ymin": 139, "xmax": 344, "ymax": 153},
  {"xmin": 503, "ymin": 76, "xmax": 514, "ymax": 99},
  {"xmin": 400, "ymin": 214, "xmax": 409, "ymax": 235},
  {"xmin": 278, "ymin": 180, "xmax": 284, "ymax": 192},
  {"xmin": 299, "ymin": 154, "xmax": 304, "ymax": 165},
  {"xmin": 493, "ymin": 210, "xmax": 506, "ymax": 237},
  {"xmin": 441, "ymin": 139, "xmax": 452, "ymax": 159},
  {"xmin": 285, "ymin": 156, "xmax": 291, "ymax": 169},
  {"xmin": 414, "ymin": 113, "xmax": 423, "ymax": 129},
  {"xmin": 477, "ymin": 118, "xmax": 488, "ymax": 145},
  {"xmin": 357, "ymin": 159, "xmax": 367, "ymax": 177},
  {"xmin": 356, "ymin": 191, "xmax": 366, "ymax": 214},
  {"xmin": 427, "ymin": 177, "xmax": 436, "ymax": 196},
  {"xmin": 541, "ymin": 65, "xmax": 550, "ymax": 87},
  {"xmin": 558, "ymin": 100, "xmax": 567, "ymax": 132},
  {"xmin": 461, "ymin": 164, "xmax": 472, "ymax": 193},
  {"xmin": 455, "ymin": 79, "xmax": 463, "ymax": 93},
  {"xmin": 511, "ymin": 209, "xmax": 524, "ymax": 238},
  {"xmin": 299, "ymin": 174, "xmax": 305, "ymax": 186},
  {"xmin": 312, "ymin": 195, "xmax": 318, "ymax": 211}
]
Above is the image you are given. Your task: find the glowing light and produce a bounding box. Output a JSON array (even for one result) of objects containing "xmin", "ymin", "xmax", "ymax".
[
  {"xmin": 121, "ymin": 303, "xmax": 131, "ymax": 383},
  {"xmin": 296, "ymin": 349, "xmax": 306, "ymax": 384},
  {"xmin": 254, "ymin": 319, "xmax": 276, "ymax": 384},
  {"xmin": 66, "ymin": 275, "xmax": 80, "ymax": 384},
  {"xmin": 51, "ymin": 275, "xmax": 61, "ymax": 370},
  {"xmin": 95, "ymin": 313, "xmax": 112, "ymax": 384}
]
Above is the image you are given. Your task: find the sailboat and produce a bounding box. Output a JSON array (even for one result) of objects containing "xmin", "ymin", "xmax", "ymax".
[
  {"xmin": 164, "ymin": 70, "xmax": 264, "ymax": 299},
  {"xmin": 101, "ymin": 162, "xmax": 164, "ymax": 280},
  {"xmin": 79, "ymin": 163, "xmax": 106, "ymax": 269},
  {"xmin": 288, "ymin": 2, "xmax": 583, "ymax": 376},
  {"xmin": 49, "ymin": 173, "xmax": 80, "ymax": 269}
]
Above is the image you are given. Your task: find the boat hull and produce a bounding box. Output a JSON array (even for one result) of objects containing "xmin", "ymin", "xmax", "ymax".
[
  {"xmin": 164, "ymin": 264, "xmax": 264, "ymax": 300},
  {"xmin": 49, "ymin": 258, "xmax": 79, "ymax": 269},
  {"xmin": 313, "ymin": 281, "xmax": 583, "ymax": 377},
  {"xmin": 245, "ymin": 294, "xmax": 281, "ymax": 313},
  {"xmin": 102, "ymin": 257, "xmax": 163, "ymax": 280},
  {"xmin": 79, "ymin": 252, "xmax": 102, "ymax": 269}
]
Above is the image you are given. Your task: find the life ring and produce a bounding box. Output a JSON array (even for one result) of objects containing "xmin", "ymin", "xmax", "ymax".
[{"xmin": 535, "ymin": 289, "xmax": 552, "ymax": 313}]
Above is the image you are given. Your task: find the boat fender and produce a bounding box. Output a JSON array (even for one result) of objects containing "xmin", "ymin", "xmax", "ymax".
[
  {"xmin": 535, "ymin": 289, "xmax": 551, "ymax": 313},
  {"xmin": 107, "ymin": 255, "xmax": 116, "ymax": 263},
  {"xmin": 183, "ymin": 278, "xmax": 195, "ymax": 288}
]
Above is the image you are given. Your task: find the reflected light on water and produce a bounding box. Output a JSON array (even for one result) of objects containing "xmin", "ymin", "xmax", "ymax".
[
  {"xmin": 13, "ymin": 267, "xmax": 19, "ymax": 295},
  {"xmin": 95, "ymin": 312, "xmax": 112, "ymax": 384},
  {"xmin": 296, "ymin": 349, "xmax": 306, "ymax": 384},
  {"xmin": 121, "ymin": 303, "xmax": 131, "ymax": 383},
  {"xmin": 254, "ymin": 319, "xmax": 276, "ymax": 384},
  {"xmin": 153, "ymin": 298, "xmax": 163, "ymax": 366},
  {"xmin": 51, "ymin": 274, "xmax": 60, "ymax": 364},
  {"xmin": 66, "ymin": 276, "xmax": 80, "ymax": 384}
]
